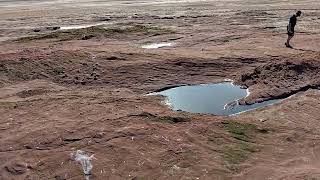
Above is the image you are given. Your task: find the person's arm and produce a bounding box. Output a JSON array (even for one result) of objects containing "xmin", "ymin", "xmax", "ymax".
[
  {"xmin": 288, "ymin": 23, "xmax": 292, "ymax": 33},
  {"xmin": 288, "ymin": 17, "xmax": 293, "ymax": 33}
]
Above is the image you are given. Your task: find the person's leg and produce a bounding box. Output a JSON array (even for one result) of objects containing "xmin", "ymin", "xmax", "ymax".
[
  {"xmin": 287, "ymin": 35, "xmax": 293, "ymax": 45},
  {"xmin": 285, "ymin": 35, "xmax": 294, "ymax": 48}
]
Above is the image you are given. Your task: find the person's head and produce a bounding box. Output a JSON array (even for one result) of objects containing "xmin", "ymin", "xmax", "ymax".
[{"xmin": 296, "ymin": 10, "xmax": 302, "ymax": 17}]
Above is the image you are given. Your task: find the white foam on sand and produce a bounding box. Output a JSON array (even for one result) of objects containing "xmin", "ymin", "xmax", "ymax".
[
  {"xmin": 141, "ymin": 42, "xmax": 173, "ymax": 49},
  {"xmin": 245, "ymin": 88, "xmax": 250, "ymax": 98},
  {"xmin": 71, "ymin": 150, "xmax": 95, "ymax": 178}
]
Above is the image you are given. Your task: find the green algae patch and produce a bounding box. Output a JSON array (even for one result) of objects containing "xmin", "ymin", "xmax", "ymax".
[
  {"xmin": 0, "ymin": 102, "xmax": 18, "ymax": 108},
  {"xmin": 222, "ymin": 142, "xmax": 260, "ymax": 165}
]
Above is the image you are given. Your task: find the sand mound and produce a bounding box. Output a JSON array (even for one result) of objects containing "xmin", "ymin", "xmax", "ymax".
[{"xmin": 238, "ymin": 53, "xmax": 320, "ymax": 104}]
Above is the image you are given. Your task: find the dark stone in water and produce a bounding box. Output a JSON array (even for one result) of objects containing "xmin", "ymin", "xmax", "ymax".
[{"xmin": 150, "ymin": 82, "xmax": 280, "ymax": 116}]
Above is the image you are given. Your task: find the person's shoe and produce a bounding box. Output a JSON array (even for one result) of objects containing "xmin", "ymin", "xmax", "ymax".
[{"xmin": 285, "ymin": 43, "xmax": 293, "ymax": 48}]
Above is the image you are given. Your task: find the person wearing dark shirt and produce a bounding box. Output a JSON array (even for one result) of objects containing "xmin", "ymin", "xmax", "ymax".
[{"xmin": 285, "ymin": 11, "xmax": 302, "ymax": 48}]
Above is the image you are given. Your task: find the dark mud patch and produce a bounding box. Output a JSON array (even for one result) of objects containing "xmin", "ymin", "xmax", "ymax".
[
  {"xmin": 0, "ymin": 49, "xmax": 102, "ymax": 86},
  {"xmin": 131, "ymin": 112, "xmax": 190, "ymax": 123},
  {"xmin": 237, "ymin": 55, "xmax": 320, "ymax": 104},
  {"xmin": 15, "ymin": 24, "xmax": 173, "ymax": 42},
  {"xmin": 16, "ymin": 89, "xmax": 49, "ymax": 98},
  {"xmin": 4, "ymin": 162, "xmax": 27, "ymax": 175}
]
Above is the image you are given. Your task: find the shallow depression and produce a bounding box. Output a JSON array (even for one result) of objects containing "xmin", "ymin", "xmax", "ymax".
[{"xmin": 150, "ymin": 82, "xmax": 279, "ymax": 116}]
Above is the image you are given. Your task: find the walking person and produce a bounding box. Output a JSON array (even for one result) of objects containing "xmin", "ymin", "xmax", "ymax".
[{"xmin": 285, "ymin": 11, "xmax": 302, "ymax": 48}]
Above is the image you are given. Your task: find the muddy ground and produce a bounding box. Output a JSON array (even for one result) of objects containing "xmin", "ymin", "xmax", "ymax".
[{"xmin": 0, "ymin": 0, "xmax": 320, "ymax": 179}]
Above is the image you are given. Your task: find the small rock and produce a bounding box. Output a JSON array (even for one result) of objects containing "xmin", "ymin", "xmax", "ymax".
[
  {"xmin": 263, "ymin": 26, "xmax": 277, "ymax": 29},
  {"xmin": 46, "ymin": 26, "xmax": 61, "ymax": 31},
  {"xmin": 24, "ymin": 144, "xmax": 32, "ymax": 149},
  {"xmin": 33, "ymin": 29, "xmax": 41, "ymax": 32},
  {"xmin": 96, "ymin": 17, "xmax": 111, "ymax": 21},
  {"xmin": 80, "ymin": 81, "xmax": 86, "ymax": 85},
  {"xmin": 106, "ymin": 56, "xmax": 119, "ymax": 60},
  {"xmin": 55, "ymin": 175, "xmax": 66, "ymax": 180},
  {"xmin": 81, "ymin": 35, "xmax": 95, "ymax": 40},
  {"xmin": 93, "ymin": 132, "xmax": 104, "ymax": 139},
  {"xmin": 5, "ymin": 163, "xmax": 27, "ymax": 175},
  {"xmin": 161, "ymin": 16, "xmax": 174, "ymax": 19}
]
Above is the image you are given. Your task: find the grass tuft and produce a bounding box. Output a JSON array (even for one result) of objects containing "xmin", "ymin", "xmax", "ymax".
[
  {"xmin": 223, "ymin": 142, "xmax": 260, "ymax": 165},
  {"xmin": 220, "ymin": 121, "xmax": 269, "ymax": 168},
  {"xmin": 222, "ymin": 121, "xmax": 269, "ymax": 142}
]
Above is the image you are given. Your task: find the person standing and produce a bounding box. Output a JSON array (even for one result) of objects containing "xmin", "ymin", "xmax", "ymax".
[{"xmin": 285, "ymin": 11, "xmax": 302, "ymax": 48}]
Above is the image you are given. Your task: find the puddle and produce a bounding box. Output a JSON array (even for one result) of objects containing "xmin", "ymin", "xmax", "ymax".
[
  {"xmin": 141, "ymin": 42, "xmax": 173, "ymax": 49},
  {"xmin": 60, "ymin": 22, "xmax": 109, "ymax": 30},
  {"xmin": 149, "ymin": 82, "xmax": 280, "ymax": 116}
]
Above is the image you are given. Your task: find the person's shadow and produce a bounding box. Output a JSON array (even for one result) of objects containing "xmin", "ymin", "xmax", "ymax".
[{"xmin": 293, "ymin": 48, "xmax": 318, "ymax": 53}]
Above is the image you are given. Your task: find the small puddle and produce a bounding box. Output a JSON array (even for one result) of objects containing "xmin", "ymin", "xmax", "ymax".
[
  {"xmin": 60, "ymin": 22, "xmax": 109, "ymax": 30},
  {"xmin": 149, "ymin": 82, "xmax": 280, "ymax": 116},
  {"xmin": 141, "ymin": 42, "xmax": 173, "ymax": 49}
]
